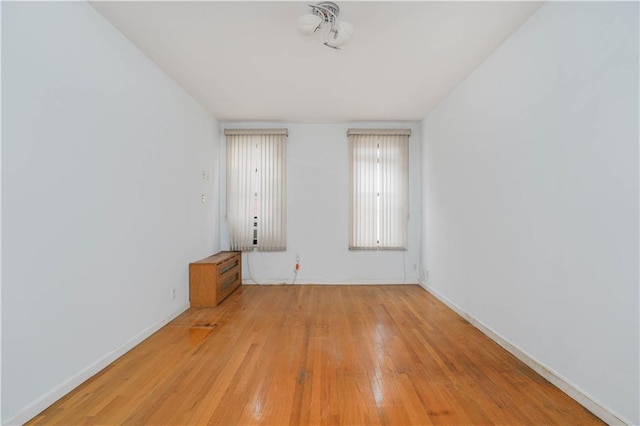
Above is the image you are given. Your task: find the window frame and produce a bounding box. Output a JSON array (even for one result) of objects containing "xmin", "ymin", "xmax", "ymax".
[
  {"xmin": 348, "ymin": 129, "xmax": 410, "ymax": 251},
  {"xmin": 225, "ymin": 129, "xmax": 287, "ymax": 252}
]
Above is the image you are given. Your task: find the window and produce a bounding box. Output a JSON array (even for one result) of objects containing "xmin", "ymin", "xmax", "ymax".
[
  {"xmin": 225, "ymin": 129, "xmax": 287, "ymax": 251},
  {"xmin": 348, "ymin": 129, "xmax": 410, "ymax": 250}
]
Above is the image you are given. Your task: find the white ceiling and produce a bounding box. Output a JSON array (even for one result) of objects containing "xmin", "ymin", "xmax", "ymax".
[{"xmin": 90, "ymin": 1, "xmax": 543, "ymax": 123}]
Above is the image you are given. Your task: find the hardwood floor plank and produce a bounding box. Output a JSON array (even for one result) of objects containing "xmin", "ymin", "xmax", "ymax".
[{"xmin": 28, "ymin": 285, "xmax": 603, "ymax": 425}]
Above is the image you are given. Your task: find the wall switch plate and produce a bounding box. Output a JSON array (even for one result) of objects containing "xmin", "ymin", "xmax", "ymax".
[{"xmin": 171, "ymin": 288, "xmax": 176, "ymax": 300}]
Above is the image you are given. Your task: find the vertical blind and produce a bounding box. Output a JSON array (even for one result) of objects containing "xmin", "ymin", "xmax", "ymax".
[
  {"xmin": 348, "ymin": 129, "xmax": 410, "ymax": 250},
  {"xmin": 225, "ymin": 129, "xmax": 287, "ymax": 251}
]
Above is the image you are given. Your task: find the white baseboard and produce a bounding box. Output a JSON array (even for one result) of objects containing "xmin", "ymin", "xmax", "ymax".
[
  {"xmin": 242, "ymin": 279, "xmax": 419, "ymax": 285},
  {"xmin": 417, "ymin": 280, "xmax": 629, "ymax": 426},
  {"xmin": 6, "ymin": 303, "xmax": 190, "ymax": 426}
]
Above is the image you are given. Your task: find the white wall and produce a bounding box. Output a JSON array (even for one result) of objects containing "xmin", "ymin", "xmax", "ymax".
[
  {"xmin": 2, "ymin": 3, "xmax": 219, "ymax": 423},
  {"xmin": 219, "ymin": 122, "xmax": 421, "ymax": 285},
  {"xmin": 421, "ymin": 2, "xmax": 638, "ymax": 424}
]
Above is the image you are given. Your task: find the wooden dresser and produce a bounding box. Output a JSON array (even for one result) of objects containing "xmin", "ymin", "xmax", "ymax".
[{"xmin": 189, "ymin": 251, "xmax": 242, "ymax": 307}]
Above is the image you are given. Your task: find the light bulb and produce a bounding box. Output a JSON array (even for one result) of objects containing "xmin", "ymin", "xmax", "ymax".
[
  {"xmin": 330, "ymin": 21, "xmax": 354, "ymax": 47},
  {"xmin": 297, "ymin": 14, "xmax": 322, "ymax": 35}
]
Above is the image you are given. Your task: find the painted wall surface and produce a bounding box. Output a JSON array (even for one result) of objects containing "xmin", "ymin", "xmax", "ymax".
[
  {"xmin": 2, "ymin": 3, "xmax": 219, "ymax": 422},
  {"xmin": 421, "ymin": 2, "xmax": 638, "ymax": 423},
  {"xmin": 219, "ymin": 122, "xmax": 422, "ymax": 285}
]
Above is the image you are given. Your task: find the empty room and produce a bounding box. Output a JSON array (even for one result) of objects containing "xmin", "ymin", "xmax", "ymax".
[{"xmin": 2, "ymin": 1, "xmax": 638, "ymax": 425}]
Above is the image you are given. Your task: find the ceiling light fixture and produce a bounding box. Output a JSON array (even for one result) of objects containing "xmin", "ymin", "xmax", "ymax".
[{"xmin": 297, "ymin": 2, "xmax": 354, "ymax": 49}]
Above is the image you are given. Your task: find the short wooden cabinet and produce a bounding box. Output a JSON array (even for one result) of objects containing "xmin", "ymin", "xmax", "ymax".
[{"xmin": 189, "ymin": 251, "xmax": 242, "ymax": 307}]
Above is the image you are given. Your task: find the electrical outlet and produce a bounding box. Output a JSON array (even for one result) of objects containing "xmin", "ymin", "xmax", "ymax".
[
  {"xmin": 420, "ymin": 268, "xmax": 429, "ymax": 283},
  {"xmin": 171, "ymin": 288, "xmax": 176, "ymax": 300}
]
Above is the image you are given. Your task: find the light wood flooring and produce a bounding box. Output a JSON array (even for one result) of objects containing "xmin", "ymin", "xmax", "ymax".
[{"xmin": 29, "ymin": 285, "xmax": 603, "ymax": 425}]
